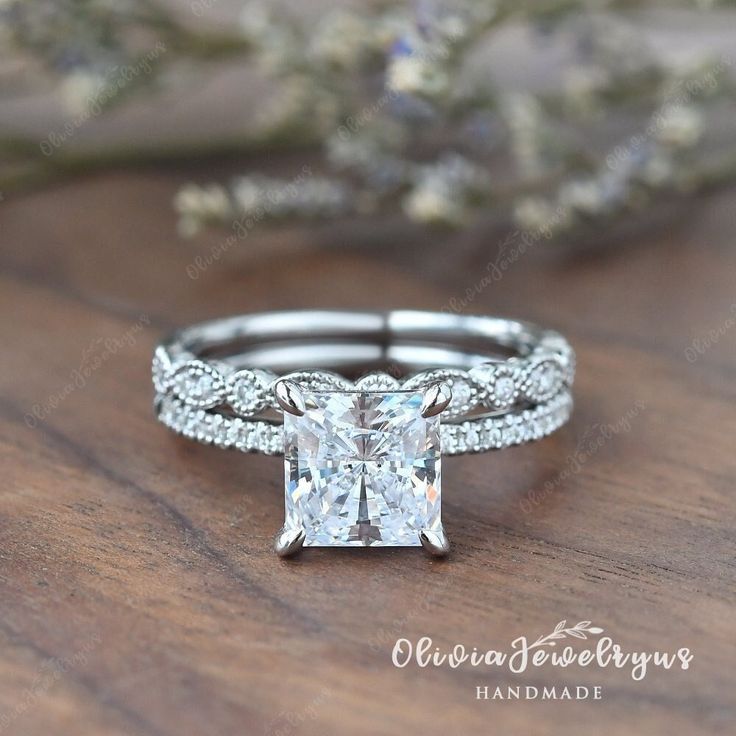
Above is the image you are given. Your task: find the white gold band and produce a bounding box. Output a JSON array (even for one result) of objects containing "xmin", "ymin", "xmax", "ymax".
[
  {"xmin": 155, "ymin": 389, "xmax": 573, "ymax": 456},
  {"xmin": 152, "ymin": 310, "xmax": 574, "ymax": 456}
]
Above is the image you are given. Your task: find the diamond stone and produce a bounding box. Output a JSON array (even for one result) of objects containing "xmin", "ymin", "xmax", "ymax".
[
  {"xmin": 226, "ymin": 369, "xmax": 271, "ymax": 416},
  {"xmin": 524, "ymin": 359, "xmax": 563, "ymax": 402},
  {"xmin": 171, "ymin": 361, "xmax": 225, "ymax": 408},
  {"xmin": 283, "ymin": 390, "xmax": 442, "ymax": 547},
  {"xmin": 495, "ymin": 376, "xmax": 516, "ymax": 402}
]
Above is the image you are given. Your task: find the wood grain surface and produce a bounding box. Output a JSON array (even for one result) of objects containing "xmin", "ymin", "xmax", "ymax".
[{"xmin": 1, "ymin": 164, "xmax": 735, "ymax": 736}]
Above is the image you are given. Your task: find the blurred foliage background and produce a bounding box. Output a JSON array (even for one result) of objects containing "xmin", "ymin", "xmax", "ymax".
[{"xmin": 2, "ymin": 0, "xmax": 736, "ymax": 249}]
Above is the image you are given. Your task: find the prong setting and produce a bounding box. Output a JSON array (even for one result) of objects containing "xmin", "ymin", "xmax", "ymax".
[
  {"xmin": 420, "ymin": 382, "xmax": 452, "ymax": 418},
  {"xmin": 274, "ymin": 378, "xmax": 306, "ymax": 416},
  {"xmin": 420, "ymin": 527, "xmax": 450, "ymax": 557},
  {"xmin": 274, "ymin": 525, "xmax": 306, "ymax": 557}
]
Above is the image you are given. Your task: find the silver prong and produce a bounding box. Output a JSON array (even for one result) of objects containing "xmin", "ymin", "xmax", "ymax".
[
  {"xmin": 420, "ymin": 527, "xmax": 450, "ymax": 557},
  {"xmin": 274, "ymin": 526, "xmax": 306, "ymax": 557},
  {"xmin": 274, "ymin": 379, "xmax": 306, "ymax": 416},
  {"xmin": 420, "ymin": 382, "xmax": 452, "ymax": 418}
]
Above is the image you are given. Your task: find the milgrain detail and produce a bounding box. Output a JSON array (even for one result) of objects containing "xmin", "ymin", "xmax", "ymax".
[{"xmin": 153, "ymin": 340, "xmax": 575, "ymax": 422}]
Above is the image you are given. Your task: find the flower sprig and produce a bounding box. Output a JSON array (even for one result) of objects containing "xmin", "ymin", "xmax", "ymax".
[
  {"xmin": 173, "ymin": 1, "xmax": 736, "ymax": 237},
  {"xmin": 531, "ymin": 620, "xmax": 605, "ymax": 649}
]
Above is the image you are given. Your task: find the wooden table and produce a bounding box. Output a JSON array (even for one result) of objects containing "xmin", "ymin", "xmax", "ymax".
[{"xmin": 1, "ymin": 164, "xmax": 734, "ymax": 736}]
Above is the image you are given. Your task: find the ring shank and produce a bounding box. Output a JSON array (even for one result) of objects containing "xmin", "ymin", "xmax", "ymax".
[
  {"xmin": 169, "ymin": 310, "xmax": 556, "ymax": 375},
  {"xmin": 154, "ymin": 310, "xmax": 574, "ymax": 456}
]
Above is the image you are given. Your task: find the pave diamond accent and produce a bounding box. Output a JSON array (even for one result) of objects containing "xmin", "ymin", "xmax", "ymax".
[
  {"xmin": 170, "ymin": 360, "xmax": 226, "ymax": 409},
  {"xmin": 355, "ymin": 372, "xmax": 402, "ymax": 392},
  {"xmin": 470, "ymin": 362, "xmax": 520, "ymax": 410},
  {"xmin": 154, "ymin": 332, "xmax": 574, "ymax": 420},
  {"xmin": 226, "ymin": 369, "xmax": 273, "ymax": 416},
  {"xmin": 283, "ymin": 391, "xmax": 441, "ymax": 547},
  {"xmin": 155, "ymin": 389, "xmax": 572, "ymax": 456},
  {"xmin": 152, "ymin": 346, "xmax": 173, "ymax": 394},
  {"xmin": 522, "ymin": 357, "xmax": 565, "ymax": 402},
  {"xmin": 403, "ymin": 369, "xmax": 481, "ymax": 418},
  {"xmin": 153, "ymin": 313, "xmax": 575, "ymax": 557}
]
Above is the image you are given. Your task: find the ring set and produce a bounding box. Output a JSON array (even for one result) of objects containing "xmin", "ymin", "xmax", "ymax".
[{"xmin": 152, "ymin": 311, "xmax": 574, "ymax": 557}]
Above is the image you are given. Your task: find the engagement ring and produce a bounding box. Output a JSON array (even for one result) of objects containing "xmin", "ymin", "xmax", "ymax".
[{"xmin": 152, "ymin": 311, "xmax": 574, "ymax": 557}]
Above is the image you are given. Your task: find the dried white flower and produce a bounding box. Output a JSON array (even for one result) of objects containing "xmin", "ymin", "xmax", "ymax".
[
  {"xmin": 559, "ymin": 180, "xmax": 604, "ymax": 216},
  {"xmin": 514, "ymin": 197, "xmax": 558, "ymax": 232},
  {"xmin": 654, "ymin": 106, "xmax": 703, "ymax": 148},
  {"xmin": 238, "ymin": 2, "xmax": 273, "ymax": 43},
  {"xmin": 174, "ymin": 183, "xmax": 232, "ymax": 234},
  {"xmin": 387, "ymin": 53, "xmax": 448, "ymax": 97},
  {"xmin": 59, "ymin": 70, "xmax": 107, "ymax": 116},
  {"xmin": 239, "ymin": 2, "xmax": 297, "ymax": 73},
  {"xmin": 403, "ymin": 183, "xmax": 462, "ymax": 225},
  {"xmin": 503, "ymin": 93, "xmax": 544, "ymax": 177},
  {"xmin": 640, "ymin": 153, "xmax": 674, "ymax": 186},
  {"xmin": 403, "ymin": 153, "xmax": 489, "ymax": 225}
]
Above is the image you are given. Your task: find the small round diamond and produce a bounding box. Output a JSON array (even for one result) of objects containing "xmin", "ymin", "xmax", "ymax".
[
  {"xmin": 403, "ymin": 369, "xmax": 480, "ymax": 418},
  {"xmin": 171, "ymin": 361, "xmax": 225, "ymax": 408},
  {"xmin": 468, "ymin": 364, "xmax": 494, "ymax": 384},
  {"xmin": 355, "ymin": 372, "xmax": 401, "ymax": 392},
  {"xmin": 157, "ymin": 387, "xmax": 572, "ymax": 457},
  {"xmin": 465, "ymin": 426, "xmax": 480, "ymax": 449},
  {"xmin": 152, "ymin": 347, "xmax": 173, "ymax": 394},
  {"xmin": 449, "ymin": 378, "xmax": 472, "ymax": 410},
  {"xmin": 227, "ymin": 369, "xmax": 271, "ymax": 416},
  {"xmin": 495, "ymin": 376, "xmax": 516, "ymax": 403},
  {"xmin": 523, "ymin": 358, "xmax": 563, "ymax": 402},
  {"xmin": 471, "ymin": 363, "xmax": 518, "ymax": 410},
  {"xmin": 488, "ymin": 370, "xmax": 518, "ymax": 410}
]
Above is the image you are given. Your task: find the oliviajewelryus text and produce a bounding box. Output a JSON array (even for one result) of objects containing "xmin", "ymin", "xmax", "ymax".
[{"xmin": 391, "ymin": 621, "xmax": 693, "ymax": 682}]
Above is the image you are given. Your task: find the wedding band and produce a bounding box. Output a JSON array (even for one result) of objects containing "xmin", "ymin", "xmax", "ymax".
[{"xmin": 152, "ymin": 310, "xmax": 574, "ymax": 556}]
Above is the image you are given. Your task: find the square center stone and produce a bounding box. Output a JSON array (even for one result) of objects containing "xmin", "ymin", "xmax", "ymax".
[{"xmin": 283, "ymin": 390, "xmax": 442, "ymax": 547}]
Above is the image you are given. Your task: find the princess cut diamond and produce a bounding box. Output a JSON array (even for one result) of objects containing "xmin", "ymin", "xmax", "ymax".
[{"xmin": 283, "ymin": 390, "xmax": 442, "ymax": 547}]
